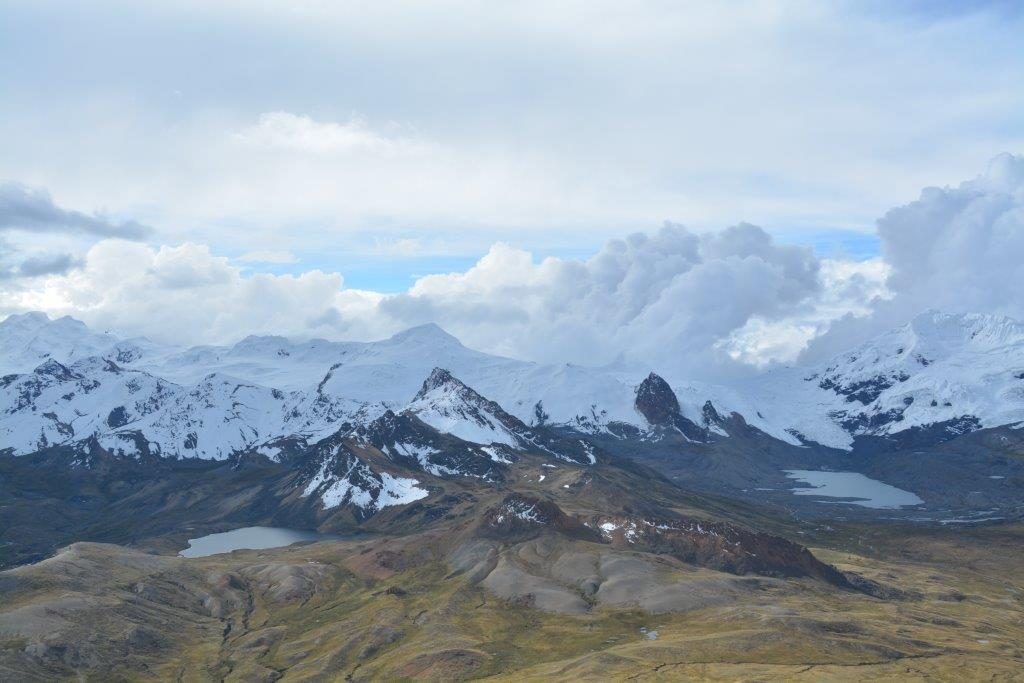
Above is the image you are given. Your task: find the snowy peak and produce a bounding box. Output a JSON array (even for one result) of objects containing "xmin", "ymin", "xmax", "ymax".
[
  {"xmin": 297, "ymin": 438, "xmax": 428, "ymax": 515},
  {"xmin": 0, "ymin": 311, "xmax": 51, "ymax": 330},
  {"xmin": 229, "ymin": 334, "xmax": 294, "ymax": 356},
  {"xmin": 908, "ymin": 310, "xmax": 1024, "ymax": 350},
  {"xmin": 414, "ymin": 367, "xmax": 464, "ymax": 398},
  {"xmin": 407, "ymin": 367, "xmax": 530, "ymax": 448},
  {"xmin": 0, "ymin": 311, "xmax": 120, "ymax": 376},
  {"xmin": 404, "ymin": 367, "xmax": 601, "ymax": 465},
  {"xmin": 757, "ymin": 309, "xmax": 1024, "ymax": 449},
  {"xmin": 385, "ymin": 323, "xmax": 462, "ymax": 348}
]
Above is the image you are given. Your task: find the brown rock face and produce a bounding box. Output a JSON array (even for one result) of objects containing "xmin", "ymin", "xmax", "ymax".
[
  {"xmin": 478, "ymin": 494, "xmax": 601, "ymax": 543},
  {"xmin": 594, "ymin": 514, "xmax": 851, "ymax": 587}
]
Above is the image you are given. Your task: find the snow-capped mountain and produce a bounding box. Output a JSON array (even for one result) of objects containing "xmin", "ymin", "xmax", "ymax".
[
  {"xmin": 295, "ymin": 433, "xmax": 430, "ymax": 516},
  {"xmin": 2, "ymin": 309, "xmax": 1024, "ymax": 461},
  {"xmin": 0, "ymin": 313, "xmax": 649, "ymax": 459},
  {"xmin": 729, "ymin": 311, "xmax": 1024, "ymax": 449},
  {"xmin": 0, "ymin": 312, "xmax": 121, "ymax": 376},
  {"xmin": 407, "ymin": 368, "xmax": 537, "ymax": 448},
  {"xmin": 633, "ymin": 372, "xmax": 728, "ymax": 442}
]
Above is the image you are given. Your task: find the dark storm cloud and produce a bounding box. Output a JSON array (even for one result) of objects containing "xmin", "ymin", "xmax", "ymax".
[
  {"xmin": 0, "ymin": 183, "xmax": 152, "ymax": 239},
  {"xmin": 16, "ymin": 253, "xmax": 84, "ymax": 278}
]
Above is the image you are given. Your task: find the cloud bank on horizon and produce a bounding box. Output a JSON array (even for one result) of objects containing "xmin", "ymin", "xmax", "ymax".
[
  {"xmin": 3, "ymin": 154, "xmax": 1023, "ymax": 381},
  {"xmin": 1, "ymin": 1, "xmax": 1023, "ymax": 379}
]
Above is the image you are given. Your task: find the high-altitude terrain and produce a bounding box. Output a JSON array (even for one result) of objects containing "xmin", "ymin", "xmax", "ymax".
[{"xmin": 0, "ymin": 311, "xmax": 1022, "ymax": 680}]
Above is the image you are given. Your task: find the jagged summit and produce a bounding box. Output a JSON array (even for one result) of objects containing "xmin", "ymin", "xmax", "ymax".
[
  {"xmin": 634, "ymin": 372, "xmax": 681, "ymax": 425},
  {"xmin": 407, "ymin": 367, "xmax": 529, "ymax": 447},
  {"xmin": 4, "ymin": 308, "xmax": 1024, "ymax": 457},
  {"xmin": 32, "ymin": 358, "xmax": 77, "ymax": 378},
  {"xmin": 415, "ymin": 367, "xmax": 464, "ymax": 398}
]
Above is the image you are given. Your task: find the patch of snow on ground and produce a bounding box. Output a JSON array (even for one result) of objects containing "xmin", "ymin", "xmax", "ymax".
[
  {"xmin": 256, "ymin": 444, "xmax": 282, "ymax": 461},
  {"xmin": 495, "ymin": 499, "xmax": 543, "ymax": 524},
  {"xmin": 578, "ymin": 440, "xmax": 597, "ymax": 464},
  {"xmin": 481, "ymin": 446, "xmax": 513, "ymax": 464},
  {"xmin": 375, "ymin": 472, "xmax": 429, "ymax": 507}
]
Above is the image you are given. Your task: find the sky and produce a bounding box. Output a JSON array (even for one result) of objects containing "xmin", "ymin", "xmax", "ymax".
[{"xmin": 1, "ymin": 0, "xmax": 1023, "ymax": 380}]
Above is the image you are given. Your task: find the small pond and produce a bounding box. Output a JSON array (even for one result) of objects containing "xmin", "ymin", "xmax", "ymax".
[
  {"xmin": 783, "ymin": 470, "xmax": 924, "ymax": 509},
  {"xmin": 179, "ymin": 526, "xmax": 343, "ymax": 558}
]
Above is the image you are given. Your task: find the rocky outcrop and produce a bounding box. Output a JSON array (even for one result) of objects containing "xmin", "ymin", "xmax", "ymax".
[
  {"xmin": 635, "ymin": 373, "xmax": 681, "ymax": 425},
  {"xmin": 593, "ymin": 514, "xmax": 850, "ymax": 586},
  {"xmin": 357, "ymin": 409, "xmax": 507, "ymax": 480},
  {"xmin": 634, "ymin": 372, "xmax": 711, "ymax": 442},
  {"xmin": 478, "ymin": 494, "xmax": 601, "ymax": 543}
]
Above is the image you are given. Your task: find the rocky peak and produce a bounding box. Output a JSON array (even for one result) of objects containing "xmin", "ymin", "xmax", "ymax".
[
  {"xmin": 32, "ymin": 359, "xmax": 78, "ymax": 382},
  {"xmin": 416, "ymin": 367, "xmax": 462, "ymax": 398},
  {"xmin": 479, "ymin": 493, "xmax": 600, "ymax": 542},
  {"xmin": 701, "ymin": 400, "xmax": 723, "ymax": 425},
  {"xmin": 635, "ymin": 372, "xmax": 681, "ymax": 425},
  {"xmin": 407, "ymin": 368, "xmax": 533, "ymax": 449}
]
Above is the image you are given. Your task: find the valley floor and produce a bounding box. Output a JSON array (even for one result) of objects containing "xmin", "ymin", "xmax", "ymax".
[{"xmin": 1, "ymin": 521, "xmax": 1022, "ymax": 681}]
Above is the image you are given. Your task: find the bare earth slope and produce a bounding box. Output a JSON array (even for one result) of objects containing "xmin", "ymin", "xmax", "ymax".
[{"xmin": 1, "ymin": 521, "xmax": 1021, "ymax": 681}]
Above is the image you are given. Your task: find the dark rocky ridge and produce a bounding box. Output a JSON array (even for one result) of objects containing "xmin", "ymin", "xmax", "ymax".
[
  {"xmin": 633, "ymin": 372, "xmax": 714, "ymax": 442},
  {"xmin": 635, "ymin": 372, "xmax": 681, "ymax": 425}
]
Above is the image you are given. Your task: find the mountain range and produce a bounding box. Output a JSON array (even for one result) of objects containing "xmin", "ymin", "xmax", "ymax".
[
  {"xmin": 4, "ymin": 309, "xmax": 1024, "ymax": 461},
  {"xmin": 1, "ymin": 310, "xmax": 1022, "ymax": 679}
]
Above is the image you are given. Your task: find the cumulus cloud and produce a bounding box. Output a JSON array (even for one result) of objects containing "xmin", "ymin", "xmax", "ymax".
[
  {"xmin": 720, "ymin": 258, "xmax": 890, "ymax": 367},
  {"xmin": 371, "ymin": 223, "xmax": 829, "ymax": 377},
  {"xmin": 380, "ymin": 223, "xmax": 824, "ymax": 373},
  {"xmin": 801, "ymin": 153, "xmax": 1024, "ymax": 362},
  {"xmin": 4, "ymin": 224, "xmax": 842, "ymax": 377},
  {"xmin": 0, "ymin": 183, "xmax": 151, "ymax": 288},
  {"xmin": 879, "ymin": 153, "xmax": 1024, "ymax": 316},
  {"xmin": 9, "ymin": 154, "xmax": 1024, "ymax": 378},
  {"xmin": 10, "ymin": 241, "xmax": 375, "ymax": 345}
]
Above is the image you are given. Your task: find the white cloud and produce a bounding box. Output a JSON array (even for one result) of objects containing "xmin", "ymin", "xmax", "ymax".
[
  {"xmin": 8, "ymin": 155, "xmax": 1024, "ymax": 379},
  {"xmin": 3, "ymin": 1, "xmax": 1022, "ymax": 255},
  {"xmin": 802, "ymin": 153, "xmax": 1024, "ymax": 362},
  {"xmin": 2, "ymin": 2, "xmax": 1022, "ymax": 374},
  {"xmin": 232, "ymin": 112, "xmax": 432, "ymax": 157},
  {"xmin": 6, "ymin": 223, "xmax": 840, "ymax": 379},
  {"xmin": 718, "ymin": 257, "xmax": 890, "ymax": 367},
  {"xmin": 237, "ymin": 250, "xmax": 299, "ymax": 264},
  {"xmin": 0, "ymin": 182, "xmax": 151, "ymax": 239},
  {"xmin": 8, "ymin": 241, "xmax": 379, "ymax": 345}
]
